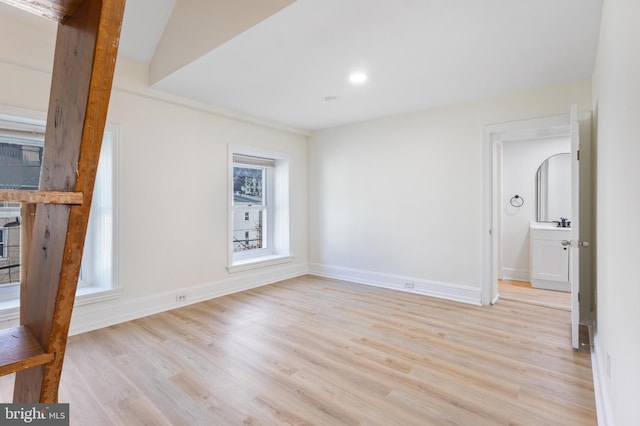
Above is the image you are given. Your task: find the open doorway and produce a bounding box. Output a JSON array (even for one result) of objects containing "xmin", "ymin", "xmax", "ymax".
[
  {"xmin": 484, "ymin": 114, "xmax": 573, "ymax": 304},
  {"xmin": 483, "ymin": 112, "xmax": 594, "ymax": 337},
  {"xmin": 499, "ymin": 129, "xmax": 571, "ymax": 310}
]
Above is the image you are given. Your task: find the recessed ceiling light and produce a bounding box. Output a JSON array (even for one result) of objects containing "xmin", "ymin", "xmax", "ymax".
[{"xmin": 349, "ymin": 72, "xmax": 368, "ymax": 85}]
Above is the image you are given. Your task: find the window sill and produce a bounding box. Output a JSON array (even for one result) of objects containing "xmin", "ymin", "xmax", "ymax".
[
  {"xmin": 0, "ymin": 286, "xmax": 120, "ymax": 322},
  {"xmin": 0, "ymin": 298, "xmax": 18, "ymax": 322},
  {"xmin": 76, "ymin": 285, "xmax": 122, "ymax": 305},
  {"xmin": 227, "ymin": 254, "xmax": 294, "ymax": 273}
]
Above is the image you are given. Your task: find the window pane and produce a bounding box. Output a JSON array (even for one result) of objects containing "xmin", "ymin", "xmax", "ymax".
[
  {"xmin": 233, "ymin": 209, "xmax": 264, "ymax": 252},
  {"xmin": 0, "ymin": 142, "xmax": 42, "ymax": 190},
  {"xmin": 0, "ymin": 140, "xmax": 42, "ymax": 285},
  {"xmin": 233, "ymin": 166, "xmax": 264, "ymax": 205}
]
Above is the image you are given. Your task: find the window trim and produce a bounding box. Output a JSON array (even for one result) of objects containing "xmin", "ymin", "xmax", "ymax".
[{"xmin": 227, "ymin": 145, "xmax": 292, "ymax": 271}]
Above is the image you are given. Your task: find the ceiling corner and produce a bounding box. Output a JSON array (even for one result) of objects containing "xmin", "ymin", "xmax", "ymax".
[{"xmin": 149, "ymin": 0, "xmax": 296, "ymax": 85}]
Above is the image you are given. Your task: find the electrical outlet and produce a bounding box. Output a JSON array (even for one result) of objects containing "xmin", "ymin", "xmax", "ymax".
[
  {"xmin": 404, "ymin": 281, "xmax": 415, "ymax": 289},
  {"xmin": 176, "ymin": 293, "xmax": 187, "ymax": 302},
  {"xmin": 606, "ymin": 353, "xmax": 611, "ymax": 379}
]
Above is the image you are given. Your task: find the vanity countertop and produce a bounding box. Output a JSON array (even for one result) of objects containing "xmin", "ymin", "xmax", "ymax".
[{"xmin": 530, "ymin": 221, "xmax": 571, "ymax": 230}]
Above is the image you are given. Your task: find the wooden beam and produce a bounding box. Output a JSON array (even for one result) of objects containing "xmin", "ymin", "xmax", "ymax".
[
  {"xmin": 0, "ymin": 190, "xmax": 83, "ymax": 205},
  {"xmin": 0, "ymin": 0, "xmax": 85, "ymax": 22},
  {"xmin": 13, "ymin": 0, "xmax": 125, "ymax": 403},
  {"xmin": 0, "ymin": 327, "xmax": 55, "ymax": 376}
]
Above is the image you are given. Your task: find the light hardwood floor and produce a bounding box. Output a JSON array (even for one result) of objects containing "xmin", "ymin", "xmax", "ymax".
[
  {"xmin": 0, "ymin": 275, "xmax": 595, "ymax": 425},
  {"xmin": 498, "ymin": 280, "xmax": 571, "ymax": 311}
]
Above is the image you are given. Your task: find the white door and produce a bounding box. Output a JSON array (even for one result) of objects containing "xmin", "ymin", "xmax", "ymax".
[{"xmin": 569, "ymin": 105, "xmax": 580, "ymax": 349}]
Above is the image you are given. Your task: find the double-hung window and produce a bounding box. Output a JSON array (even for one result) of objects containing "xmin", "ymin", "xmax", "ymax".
[
  {"xmin": 232, "ymin": 154, "xmax": 273, "ymax": 257},
  {"xmin": 0, "ymin": 113, "xmax": 118, "ymax": 311},
  {"xmin": 229, "ymin": 150, "xmax": 291, "ymax": 271}
]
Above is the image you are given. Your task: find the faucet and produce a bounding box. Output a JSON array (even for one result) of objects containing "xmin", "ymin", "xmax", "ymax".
[{"xmin": 555, "ymin": 217, "xmax": 571, "ymax": 228}]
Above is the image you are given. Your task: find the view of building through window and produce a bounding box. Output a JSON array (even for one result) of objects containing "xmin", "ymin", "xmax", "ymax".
[
  {"xmin": 232, "ymin": 165, "xmax": 265, "ymax": 252},
  {"xmin": 0, "ymin": 138, "xmax": 44, "ymax": 285}
]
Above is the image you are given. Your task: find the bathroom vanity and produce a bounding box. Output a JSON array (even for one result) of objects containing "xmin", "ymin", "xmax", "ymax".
[{"xmin": 530, "ymin": 222, "xmax": 571, "ymax": 292}]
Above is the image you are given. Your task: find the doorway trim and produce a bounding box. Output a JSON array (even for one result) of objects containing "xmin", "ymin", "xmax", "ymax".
[{"xmin": 482, "ymin": 113, "xmax": 575, "ymax": 306}]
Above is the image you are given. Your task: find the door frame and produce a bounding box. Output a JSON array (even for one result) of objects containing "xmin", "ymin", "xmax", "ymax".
[
  {"xmin": 482, "ymin": 113, "xmax": 589, "ymax": 306},
  {"xmin": 570, "ymin": 104, "xmax": 580, "ymax": 348}
]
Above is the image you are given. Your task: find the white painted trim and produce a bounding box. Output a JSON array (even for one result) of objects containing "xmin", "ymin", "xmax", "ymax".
[
  {"xmin": 501, "ymin": 268, "xmax": 530, "ymax": 282},
  {"xmin": 592, "ymin": 332, "xmax": 614, "ymax": 426},
  {"xmin": 0, "ymin": 287, "xmax": 121, "ymax": 325},
  {"xmin": 68, "ymin": 262, "xmax": 308, "ymax": 336},
  {"xmin": 75, "ymin": 287, "xmax": 122, "ymax": 305},
  {"xmin": 308, "ymin": 263, "xmax": 481, "ymax": 306},
  {"xmin": 496, "ymin": 142, "xmax": 504, "ymax": 282},
  {"xmin": 0, "ymin": 304, "xmax": 18, "ymax": 323},
  {"xmin": 227, "ymin": 255, "xmax": 294, "ymax": 273}
]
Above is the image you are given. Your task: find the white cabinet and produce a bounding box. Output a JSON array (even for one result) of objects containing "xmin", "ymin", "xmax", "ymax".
[{"xmin": 530, "ymin": 224, "xmax": 570, "ymax": 292}]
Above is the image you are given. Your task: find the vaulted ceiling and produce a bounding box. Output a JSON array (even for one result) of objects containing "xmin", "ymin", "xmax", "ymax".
[{"xmin": 2, "ymin": 0, "xmax": 604, "ymax": 131}]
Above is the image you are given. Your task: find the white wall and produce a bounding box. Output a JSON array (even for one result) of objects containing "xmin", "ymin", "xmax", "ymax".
[
  {"xmin": 309, "ymin": 81, "xmax": 591, "ymax": 304},
  {"xmin": 0, "ymin": 16, "xmax": 308, "ymax": 333},
  {"xmin": 591, "ymin": 0, "xmax": 640, "ymax": 424},
  {"xmin": 501, "ymin": 137, "xmax": 570, "ymax": 281}
]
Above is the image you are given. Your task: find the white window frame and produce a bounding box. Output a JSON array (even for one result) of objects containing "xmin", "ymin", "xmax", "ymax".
[
  {"xmin": 232, "ymin": 162, "xmax": 273, "ymax": 260},
  {"xmin": 0, "ymin": 109, "xmax": 120, "ymax": 319},
  {"xmin": 227, "ymin": 146, "xmax": 292, "ymax": 272}
]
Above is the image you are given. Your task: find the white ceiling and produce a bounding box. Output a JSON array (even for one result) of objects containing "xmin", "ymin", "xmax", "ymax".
[{"xmin": 3, "ymin": 0, "xmax": 604, "ymax": 132}]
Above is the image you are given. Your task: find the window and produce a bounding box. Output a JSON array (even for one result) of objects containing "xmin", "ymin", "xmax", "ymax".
[
  {"xmin": 232, "ymin": 156, "xmax": 271, "ymax": 255},
  {"xmin": 0, "ymin": 218, "xmax": 20, "ymax": 284},
  {"xmin": 0, "ymin": 114, "xmax": 118, "ymax": 307},
  {"xmin": 79, "ymin": 127, "xmax": 118, "ymax": 293},
  {"xmin": 228, "ymin": 150, "xmax": 291, "ymax": 270},
  {"xmin": 0, "ymin": 116, "xmax": 44, "ymax": 288},
  {"xmin": 0, "ymin": 228, "xmax": 7, "ymax": 258}
]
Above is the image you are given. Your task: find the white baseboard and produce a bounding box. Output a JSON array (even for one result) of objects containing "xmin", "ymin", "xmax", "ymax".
[
  {"xmin": 591, "ymin": 331, "xmax": 614, "ymax": 426},
  {"xmin": 501, "ymin": 268, "xmax": 530, "ymax": 282},
  {"xmin": 308, "ymin": 263, "xmax": 481, "ymax": 306},
  {"xmin": 69, "ymin": 262, "xmax": 309, "ymax": 335}
]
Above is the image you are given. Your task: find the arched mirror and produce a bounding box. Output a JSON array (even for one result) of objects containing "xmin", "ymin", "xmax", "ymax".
[{"xmin": 536, "ymin": 153, "xmax": 571, "ymax": 223}]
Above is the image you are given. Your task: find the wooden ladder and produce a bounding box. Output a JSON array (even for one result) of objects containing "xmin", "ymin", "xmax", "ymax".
[{"xmin": 0, "ymin": 0, "xmax": 125, "ymax": 402}]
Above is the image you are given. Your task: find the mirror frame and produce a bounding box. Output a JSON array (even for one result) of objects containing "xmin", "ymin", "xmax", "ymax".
[{"xmin": 536, "ymin": 152, "xmax": 570, "ymax": 222}]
